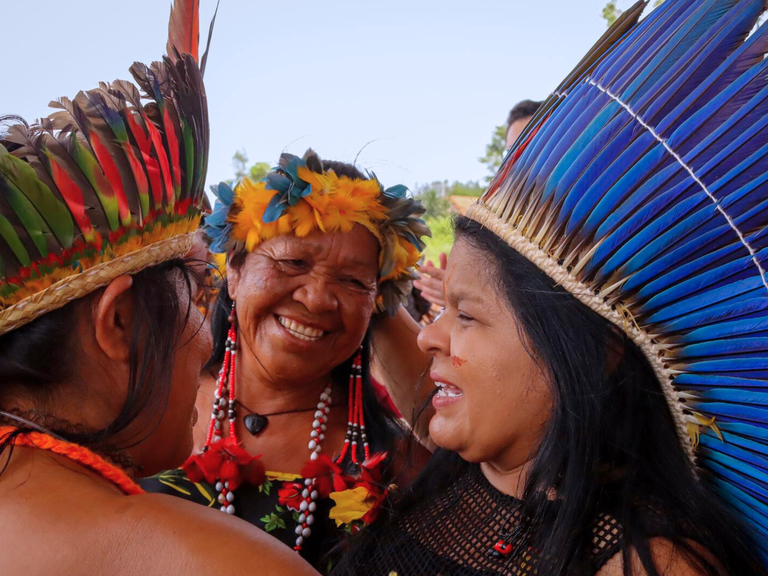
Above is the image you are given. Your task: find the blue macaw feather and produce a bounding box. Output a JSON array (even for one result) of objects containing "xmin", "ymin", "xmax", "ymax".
[
  {"xmin": 559, "ymin": 129, "xmax": 655, "ymax": 229},
  {"xmin": 700, "ymin": 433, "xmax": 768, "ymax": 473},
  {"xmin": 676, "ymin": 373, "xmax": 768, "ymax": 388},
  {"xmin": 636, "ymin": 242, "xmax": 742, "ymax": 300},
  {"xmin": 639, "ymin": 0, "xmax": 763, "ymax": 128},
  {"xmin": 684, "ymin": 358, "xmax": 768, "ymax": 373},
  {"xmin": 586, "ymin": 164, "xmax": 683, "ymax": 273},
  {"xmin": 211, "ymin": 181, "xmax": 235, "ymax": 205},
  {"xmin": 674, "ymin": 337, "xmax": 768, "ymax": 360},
  {"xmin": 689, "ymin": 401, "xmax": 768, "ymax": 425},
  {"xmin": 709, "ymin": 477, "xmax": 768, "ymax": 532},
  {"xmin": 693, "ymin": 388, "xmax": 768, "ymax": 405},
  {"xmin": 202, "ymin": 182, "xmax": 238, "ymax": 253},
  {"xmin": 619, "ymin": 0, "xmax": 731, "ymax": 104},
  {"xmin": 621, "ymin": 225, "xmax": 733, "ymax": 294},
  {"xmin": 635, "ymin": 230, "xmax": 765, "ymax": 305},
  {"xmin": 534, "ymin": 92, "xmax": 613, "ymax": 190},
  {"xmin": 576, "ymin": 143, "xmax": 668, "ymax": 238},
  {"xmin": 715, "ymin": 426, "xmax": 768, "ymax": 458},
  {"xmin": 624, "ymin": 196, "xmax": 768, "ymax": 295},
  {"xmin": 681, "ymin": 316, "xmax": 768, "ymax": 342},
  {"xmin": 703, "ymin": 458, "xmax": 768, "ymax": 505},
  {"xmin": 593, "ymin": 0, "xmax": 691, "ymax": 90},
  {"xmin": 383, "ymin": 184, "xmax": 409, "ymax": 199},
  {"xmin": 552, "ymin": 115, "xmax": 638, "ymax": 214},
  {"xmin": 543, "ymin": 104, "xmax": 624, "ymax": 203},
  {"xmin": 719, "ymin": 421, "xmax": 768, "ymax": 444},
  {"xmin": 645, "ymin": 277, "xmax": 763, "ymax": 325},
  {"xmin": 264, "ymin": 171, "xmax": 292, "ymax": 195},
  {"xmin": 643, "ymin": 247, "xmax": 768, "ymax": 314},
  {"xmin": 262, "ymin": 192, "xmax": 289, "ymax": 223},
  {"xmin": 599, "ymin": 190, "xmax": 704, "ymax": 278},
  {"xmin": 675, "ymin": 314, "xmax": 768, "ymax": 344},
  {"xmin": 655, "ymin": 20, "xmax": 768, "ymax": 138},
  {"xmin": 589, "ymin": 73, "xmax": 768, "ymax": 279},
  {"xmin": 675, "ymin": 63, "xmax": 768, "ymax": 167},
  {"xmin": 522, "ymin": 83, "xmax": 596, "ymax": 186}
]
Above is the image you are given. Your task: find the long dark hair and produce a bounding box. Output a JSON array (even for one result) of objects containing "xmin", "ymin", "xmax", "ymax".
[
  {"xmin": 347, "ymin": 216, "xmax": 766, "ymax": 576},
  {"xmin": 0, "ymin": 259, "xmax": 201, "ymax": 467}
]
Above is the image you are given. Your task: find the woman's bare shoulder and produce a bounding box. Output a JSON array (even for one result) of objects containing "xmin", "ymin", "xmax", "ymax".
[{"xmin": 111, "ymin": 493, "xmax": 319, "ymax": 575}]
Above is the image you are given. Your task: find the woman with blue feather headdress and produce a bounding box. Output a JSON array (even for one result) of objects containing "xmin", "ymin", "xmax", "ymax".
[{"xmin": 333, "ymin": 1, "xmax": 768, "ymax": 575}]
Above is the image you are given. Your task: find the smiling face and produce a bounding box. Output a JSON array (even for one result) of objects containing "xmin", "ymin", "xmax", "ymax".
[
  {"xmin": 417, "ymin": 238, "xmax": 552, "ymax": 470},
  {"xmin": 227, "ymin": 225, "xmax": 379, "ymax": 387}
]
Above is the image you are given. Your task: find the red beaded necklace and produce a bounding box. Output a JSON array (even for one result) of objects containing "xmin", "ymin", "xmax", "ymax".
[
  {"xmin": 0, "ymin": 426, "xmax": 144, "ymax": 496},
  {"xmin": 184, "ymin": 303, "xmax": 377, "ymax": 551}
]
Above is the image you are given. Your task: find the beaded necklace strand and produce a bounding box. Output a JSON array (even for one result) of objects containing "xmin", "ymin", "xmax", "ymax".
[{"xmin": 0, "ymin": 426, "xmax": 143, "ymax": 496}]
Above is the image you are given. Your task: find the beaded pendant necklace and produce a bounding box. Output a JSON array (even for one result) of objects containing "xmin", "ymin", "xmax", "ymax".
[{"xmin": 189, "ymin": 303, "xmax": 373, "ymax": 552}]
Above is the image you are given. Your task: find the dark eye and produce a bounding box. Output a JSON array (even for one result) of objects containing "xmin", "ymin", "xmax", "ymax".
[
  {"xmin": 342, "ymin": 276, "xmax": 368, "ymax": 290},
  {"xmin": 281, "ymin": 259, "xmax": 308, "ymax": 269},
  {"xmin": 458, "ymin": 312, "xmax": 474, "ymax": 322}
]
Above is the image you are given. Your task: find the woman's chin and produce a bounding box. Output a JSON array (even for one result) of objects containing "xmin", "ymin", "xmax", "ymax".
[{"xmin": 429, "ymin": 413, "xmax": 465, "ymax": 453}]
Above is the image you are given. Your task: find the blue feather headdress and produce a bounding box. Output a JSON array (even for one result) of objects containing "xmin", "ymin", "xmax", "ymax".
[{"xmin": 466, "ymin": 0, "xmax": 768, "ymax": 560}]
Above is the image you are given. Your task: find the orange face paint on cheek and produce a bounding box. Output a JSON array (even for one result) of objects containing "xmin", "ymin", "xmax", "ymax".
[{"xmin": 452, "ymin": 356, "xmax": 467, "ymax": 367}]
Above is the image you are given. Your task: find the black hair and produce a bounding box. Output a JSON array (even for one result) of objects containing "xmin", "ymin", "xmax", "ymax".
[
  {"xmin": 506, "ymin": 99, "xmax": 543, "ymax": 128},
  {"xmin": 343, "ymin": 216, "xmax": 766, "ymax": 576},
  {"xmin": 0, "ymin": 259, "xmax": 201, "ymax": 463}
]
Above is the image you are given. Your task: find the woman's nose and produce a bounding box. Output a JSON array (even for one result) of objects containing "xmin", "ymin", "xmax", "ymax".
[
  {"xmin": 293, "ymin": 277, "xmax": 339, "ymax": 314},
  {"xmin": 417, "ymin": 310, "xmax": 450, "ymax": 356}
]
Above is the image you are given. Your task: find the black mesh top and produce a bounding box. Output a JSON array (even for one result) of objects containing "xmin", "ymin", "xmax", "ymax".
[{"xmin": 332, "ymin": 464, "xmax": 623, "ymax": 576}]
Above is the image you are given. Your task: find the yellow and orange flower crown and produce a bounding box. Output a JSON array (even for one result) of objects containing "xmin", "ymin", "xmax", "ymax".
[{"xmin": 204, "ymin": 149, "xmax": 430, "ymax": 314}]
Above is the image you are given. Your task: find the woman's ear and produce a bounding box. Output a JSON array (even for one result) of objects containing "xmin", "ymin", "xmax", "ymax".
[
  {"xmin": 93, "ymin": 275, "xmax": 135, "ymax": 362},
  {"xmin": 227, "ymin": 264, "xmax": 239, "ymax": 301}
]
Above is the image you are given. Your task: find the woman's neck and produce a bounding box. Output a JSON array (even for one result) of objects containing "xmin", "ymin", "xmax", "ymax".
[
  {"xmin": 235, "ymin": 353, "xmax": 334, "ymax": 414},
  {"xmin": 480, "ymin": 459, "xmax": 532, "ymax": 500}
]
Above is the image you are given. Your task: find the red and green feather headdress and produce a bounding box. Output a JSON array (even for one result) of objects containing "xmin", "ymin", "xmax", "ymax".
[{"xmin": 0, "ymin": 0, "xmax": 212, "ymax": 336}]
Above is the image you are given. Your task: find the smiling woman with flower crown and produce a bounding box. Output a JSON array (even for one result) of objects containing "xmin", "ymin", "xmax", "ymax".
[{"xmin": 142, "ymin": 149, "xmax": 431, "ymax": 571}]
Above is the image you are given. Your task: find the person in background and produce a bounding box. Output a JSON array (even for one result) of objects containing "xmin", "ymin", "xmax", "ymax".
[
  {"xmin": 415, "ymin": 100, "xmax": 544, "ymax": 310},
  {"xmin": 504, "ymin": 99, "xmax": 543, "ymax": 152}
]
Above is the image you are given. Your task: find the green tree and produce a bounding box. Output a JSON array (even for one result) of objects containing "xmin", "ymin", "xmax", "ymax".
[
  {"xmin": 479, "ymin": 124, "xmax": 507, "ymax": 182},
  {"xmin": 249, "ymin": 162, "xmax": 271, "ymax": 182},
  {"xmin": 449, "ymin": 180, "xmax": 484, "ymax": 197},
  {"xmin": 233, "ymin": 149, "xmax": 249, "ymax": 181},
  {"xmin": 602, "ymin": 0, "xmax": 622, "ymax": 27},
  {"xmin": 602, "ymin": 0, "xmax": 664, "ymax": 27},
  {"xmin": 232, "ymin": 150, "xmax": 271, "ymax": 182},
  {"xmin": 422, "ymin": 213, "xmax": 455, "ymax": 263},
  {"xmin": 413, "ymin": 184, "xmax": 450, "ymax": 219}
]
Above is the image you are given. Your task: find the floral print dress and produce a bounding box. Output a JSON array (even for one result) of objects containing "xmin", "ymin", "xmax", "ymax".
[{"xmin": 141, "ymin": 468, "xmax": 346, "ymax": 573}]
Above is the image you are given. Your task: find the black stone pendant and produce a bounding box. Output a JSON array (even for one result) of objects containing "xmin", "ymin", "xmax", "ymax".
[{"xmin": 244, "ymin": 413, "xmax": 269, "ymax": 435}]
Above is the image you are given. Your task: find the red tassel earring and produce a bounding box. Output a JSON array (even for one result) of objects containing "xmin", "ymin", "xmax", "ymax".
[{"xmin": 335, "ymin": 353, "xmax": 368, "ymax": 465}]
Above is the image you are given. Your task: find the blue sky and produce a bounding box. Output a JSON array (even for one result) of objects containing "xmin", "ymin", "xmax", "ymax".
[{"xmin": 2, "ymin": 0, "xmax": 620, "ymax": 192}]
